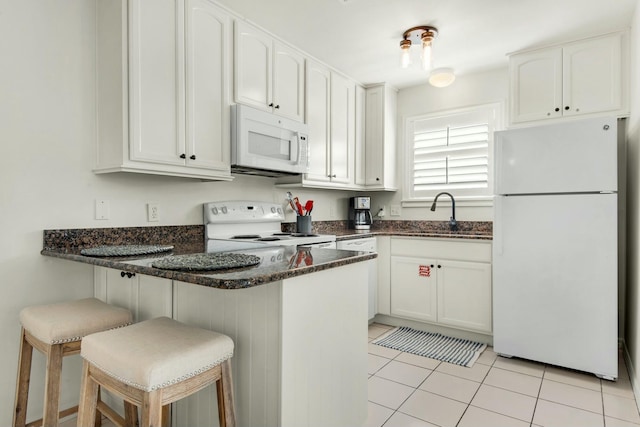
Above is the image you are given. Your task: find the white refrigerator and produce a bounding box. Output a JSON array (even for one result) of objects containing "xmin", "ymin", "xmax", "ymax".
[{"xmin": 493, "ymin": 116, "xmax": 620, "ymax": 379}]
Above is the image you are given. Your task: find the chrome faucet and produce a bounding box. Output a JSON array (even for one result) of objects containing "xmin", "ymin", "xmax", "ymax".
[{"xmin": 430, "ymin": 192, "xmax": 457, "ymax": 231}]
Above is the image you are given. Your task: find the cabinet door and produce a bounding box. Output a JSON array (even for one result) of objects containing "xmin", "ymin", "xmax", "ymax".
[
  {"xmin": 563, "ymin": 34, "xmax": 622, "ymax": 117},
  {"xmin": 437, "ymin": 260, "xmax": 492, "ymax": 333},
  {"xmin": 509, "ymin": 48, "xmax": 562, "ymax": 123},
  {"xmin": 96, "ymin": 267, "xmax": 173, "ymax": 322},
  {"xmin": 354, "ymin": 85, "xmax": 366, "ymax": 186},
  {"xmin": 234, "ymin": 20, "xmax": 272, "ymax": 111},
  {"xmin": 364, "ymin": 85, "xmax": 384, "ymax": 186},
  {"xmin": 129, "ymin": 0, "xmax": 185, "ymax": 165},
  {"xmin": 329, "ymin": 72, "xmax": 355, "ymax": 185},
  {"xmin": 273, "ymin": 42, "xmax": 305, "ymax": 122},
  {"xmin": 184, "ymin": 0, "xmax": 230, "ymax": 172},
  {"xmin": 390, "ymin": 256, "xmax": 437, "ymax": 322},
  {"xmin": 304, "ymin": 60, "xmax": 331, "ymax": 183},
  {"xmin": 102, "ymin": 268, "xmax": 138, "ymax": 315}
]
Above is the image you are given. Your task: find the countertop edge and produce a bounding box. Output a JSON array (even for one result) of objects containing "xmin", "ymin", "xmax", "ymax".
[
  {"xmin": 41, "ymin": 249, "xmax": 378, "ymax": 290},
  {"xmin": 334, "ymin": 231, "xmax": 493, "ymax": 241}
]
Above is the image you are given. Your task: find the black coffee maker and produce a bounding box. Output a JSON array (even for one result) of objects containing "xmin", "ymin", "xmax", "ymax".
[{"xmin": 348, "ymin": 196, "xmax": 373, "ymax": 230}]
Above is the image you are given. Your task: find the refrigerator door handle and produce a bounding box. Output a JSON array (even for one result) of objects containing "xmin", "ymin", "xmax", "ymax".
[{"xmin": 494, "ymin": 197, "xmax": 503, "ymax": 255}]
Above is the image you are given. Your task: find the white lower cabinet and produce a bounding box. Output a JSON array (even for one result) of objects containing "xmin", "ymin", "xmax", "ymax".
[
  {"xmin": 389, "ymin": 238, "xmax": 492, "ymax": 334},
  {"xmin": 94, "ymin": 267, "xmax": 173, "ymax": 322}
]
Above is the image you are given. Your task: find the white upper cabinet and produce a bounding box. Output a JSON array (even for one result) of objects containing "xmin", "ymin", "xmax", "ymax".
[
  {"xmin": 509, "ymin": 32, "xmax": 627, "ymax": 125},
  {"xmin": 363, "ymin": 84, "xmax": 397, "ymax": 190},
  {"xmin": 185, "ymin": 0, "xmax": 231, "ymax": 171},
  {"xmin": 329, "ymin": 72, "xmax": 356, "ymax": 185},
  {"xmin": 304, "ymin": 60, "xmax": 331, "ymax": 184},
  {"xmin": 95, "ymin": 0, "xmax": 232, "ymax": 180},
  {"xmin": 234, "ymin": 20, "xmax": 305, "ymax": 122},
  {"xmin": 279, "ymin": 60, "xmax": 358, "ymax": 189}
]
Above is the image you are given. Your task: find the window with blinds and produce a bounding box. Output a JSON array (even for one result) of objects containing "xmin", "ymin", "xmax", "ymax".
[{"xmin": 406, "ymin": 103, "xmax": 500, "ymax": 200}]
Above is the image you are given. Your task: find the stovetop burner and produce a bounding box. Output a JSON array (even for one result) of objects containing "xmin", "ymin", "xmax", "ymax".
[
  {"xmin": 257, "ymin": 237, "xmax": 282, "ymax": 241},
  {"xmin": 231, "ymin": 234, "xmax": 262, "ymax": 239},
  {"xmin": 292, "ymin": 233, "xmax": 319, "ymax": 237},
  {"xmin": 272, "ymin": 232, "xmax": 292, "ymax": 236}
]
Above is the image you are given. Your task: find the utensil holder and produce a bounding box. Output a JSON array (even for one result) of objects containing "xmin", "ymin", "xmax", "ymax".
[{"xmin": 296, "ymin": 216, "xmax": 312, "ymax": 234}]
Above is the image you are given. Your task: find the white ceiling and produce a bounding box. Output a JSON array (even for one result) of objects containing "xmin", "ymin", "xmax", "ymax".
[{"xmin": 215, "ymin": 0, "xmax": 637, "ymax": 89}]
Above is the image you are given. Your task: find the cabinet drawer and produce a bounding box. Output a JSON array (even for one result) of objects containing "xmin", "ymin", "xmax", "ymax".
[{"xmin": 391, "ymin": 237, "xmax": 491, "ymax": 262}]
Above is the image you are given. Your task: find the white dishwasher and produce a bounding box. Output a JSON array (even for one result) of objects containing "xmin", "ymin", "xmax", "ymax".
[{"xmin": 336, "ymin": 237, "xmax": 377, "ymax": 320}]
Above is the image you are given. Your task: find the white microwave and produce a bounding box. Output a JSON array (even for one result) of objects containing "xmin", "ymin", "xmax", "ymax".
[{"xmin": 231, "ymin": 104, "xmax": 310, "ymax": 177}]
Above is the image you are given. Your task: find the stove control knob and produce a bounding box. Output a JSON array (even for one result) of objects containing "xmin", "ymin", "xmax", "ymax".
[
  {"xmin": 277, "ymin": 207, "xmax": 283, "ymax": 214},
  {"xmin": 270, "ymin": 256, "xmax": 276, "ymax": 262},
  {"xmin": 211, "ymin": 207, "xmax": 218, "ymax": 215},
  {"xmin": 271, "ymin": 207, "xmax": 276, "ymax": 213},
  {"xmin": 221, "ymin": 206, "xmax": 228, "ymax": 214}
]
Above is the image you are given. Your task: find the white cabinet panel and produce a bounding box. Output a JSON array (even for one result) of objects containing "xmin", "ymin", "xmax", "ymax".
[
  {"xmin": 364, "ymin": 84, "xmax": 397, "ymax": 190},
  {"xmin": 388, "ymin": 238, "xmax": 492, "ymax": 334},
  {"xmin": 509, "ymin": 32, "xmax": 627, "ymax": 125},
  {"xmin": 390, "ymin": 256, "xmax": 437, "ymax": 323},
  {"xmin": 437, "ymin": 260, "xmax": 492, "ymax": 332},
  {"xmin": 234, "ymin": 20, "xmax": 272, "ymax": 111},
  {"xmin": 95, "ymin": 0, "xmax": 232, "ymax": 180},
  {"xmin": 234, "ymin": 21, "xmax": 305, "ymax": 121},
  {"xmin": 304, "ymin": 60, "xmax": 331, "ymax": 184},
  {"xmin": 129, "ymin": 0, "xmax": 183, "ymax": 165},
  {"xmin": 185, "ymin": 0, "xmax": 230, "ymax": 171},
  {"xmin": 329, "ymin": 72, "xmax": 355, "ymax": 185},
  {"xmin": 94, "ymin": 267, "xmax": 172, "ymax": 323}
]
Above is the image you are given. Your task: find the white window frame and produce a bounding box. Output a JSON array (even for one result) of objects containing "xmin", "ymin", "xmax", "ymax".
[{"xmin": 402, "ymin": 102, "xmax": 503, "ymax": 207}]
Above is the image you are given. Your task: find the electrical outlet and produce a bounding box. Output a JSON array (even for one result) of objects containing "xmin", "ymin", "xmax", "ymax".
[
  {"xmin": 147, "ymin": 203, "xmax": 160, "ymax": 222},
  {"xmin": 390, "ymin": 205, "xmax": 401, "ymax": 216},
  {"xmin": 95, "ymin": 200, "xmax": 109, "ymax": 220}
]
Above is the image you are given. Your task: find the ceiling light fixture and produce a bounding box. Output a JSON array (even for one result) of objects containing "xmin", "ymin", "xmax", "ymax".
[
  {"xmin": 400, "ymin": 26, "xmax": 438, "ymax": 71},
  {"xmin": 429, "ymin": 68, "xmax": 456, "ymax": 88}
]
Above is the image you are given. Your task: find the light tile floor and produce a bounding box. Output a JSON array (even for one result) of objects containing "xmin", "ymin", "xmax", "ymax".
[
  {"xmin": 365, "ymin": 323, "xmax": 640, "ymax": 427},
  {"xmin": 59, "ymin": 322, "xmax": 640, "ymax": 427}
]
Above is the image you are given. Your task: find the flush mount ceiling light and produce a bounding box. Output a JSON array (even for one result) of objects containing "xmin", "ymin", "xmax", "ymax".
[
  {"xmin": 400, "ymin": 25, "xmax": 438, "ymax": 71},
  {"xmin": 429, "ymin": 67, "xmax": 456, "ymax": 88}
]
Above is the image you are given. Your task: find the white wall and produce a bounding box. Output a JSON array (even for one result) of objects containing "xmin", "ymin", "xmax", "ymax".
[
  {"xmin": 0, "ymin": 1, "xmax": 351, "ymax": 423},
  {"xmin": 625, "ymin": 0, "xmax": 640, "ymax": 407},
  {"xmin": 368, "ymin": 67, "xmax": 509, "ymax": 222}
]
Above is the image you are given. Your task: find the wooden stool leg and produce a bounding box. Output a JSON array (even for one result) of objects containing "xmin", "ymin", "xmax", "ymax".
[
  {"xmin": 42, "ymin": 343, "xmax": 63, "ymax": 427},
  {"xmin": 216, "ymin": 359, "xmax": 236, "ymax": 427},
  {"xmin": 77, "ymin": 361, "xmax": 100, "ymax": 427},
  {"xmin": 141, "ymin": 391, "xmax": 162, "ymax": 427},
  {"xmin": 13, "ymin": 328, "xmax": 33, "ymax": 427},
  {"xmin": 124, "ymin": 402, "xmax": 138, "ymax": 427},
  {"xmin": 161, "ymin": 405, "xmax": 170, "ymax": 427}
]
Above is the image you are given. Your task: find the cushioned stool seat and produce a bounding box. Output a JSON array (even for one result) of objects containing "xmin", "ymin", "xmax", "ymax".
[
  {"xmin": 14, "ymin": 298, "xmax": 132, "ymax": 427},
  {"xmin": 78, "ymin": 316, "xmax": 236, "ymax": 427}
]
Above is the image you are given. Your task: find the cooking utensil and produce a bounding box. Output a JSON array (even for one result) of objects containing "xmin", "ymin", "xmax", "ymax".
[
  {"xmin": 304, "ymin": 200, "xmax": 313, "ymax": 216},
  {"xmin": 293, "ymin": 197, "xmax": 303, "ymax": 216},
  {"xmin": 286, "ymin": 192, "xmax": 297, "ymax": 213}
]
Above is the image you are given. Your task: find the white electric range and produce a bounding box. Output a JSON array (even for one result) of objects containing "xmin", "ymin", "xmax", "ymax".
[{"xmin": 204, "ymin": 200, "xmax": 336, "ymax": 252}]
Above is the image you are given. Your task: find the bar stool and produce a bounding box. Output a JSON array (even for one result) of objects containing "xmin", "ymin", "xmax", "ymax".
[
  {"xmin": 77, "ymin": 316, "xmax": 236, "ymax": 427},
  {"xmin": 14, "ymin": 298, "xmax": 133, "ymax": 427}
]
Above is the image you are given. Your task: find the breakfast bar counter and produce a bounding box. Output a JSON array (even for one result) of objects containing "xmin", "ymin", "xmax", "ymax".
[{"xmin": 41, "ymin": 225, "xmax": 372, "ymax": 427}]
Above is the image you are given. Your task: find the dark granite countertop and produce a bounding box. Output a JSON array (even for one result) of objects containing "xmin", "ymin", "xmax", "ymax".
[
  {"xmin": 41, "ymin": 220, "xmax": 491, "ymax": 289},
  {"xmin": 283, "ymin": 220, "xmax": 493, "ymax": 241},
  {"xmin": 41, "ymin": 226, "xmax": 376, "ymax": 290}
]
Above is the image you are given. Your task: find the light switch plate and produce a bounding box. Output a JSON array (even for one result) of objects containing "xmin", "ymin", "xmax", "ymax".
[
  {"xmin": 95, "ymin": 200, "xmax": 109, "ymax": 220},
  {"xmin": 390, "ymin": 205, "xmax": 401, "ymax": 216}
]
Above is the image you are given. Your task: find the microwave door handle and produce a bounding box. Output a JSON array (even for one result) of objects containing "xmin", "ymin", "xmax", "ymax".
[{"xmin": 294, "ymin": 131, "xmax": 301, "ymax": 165}]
